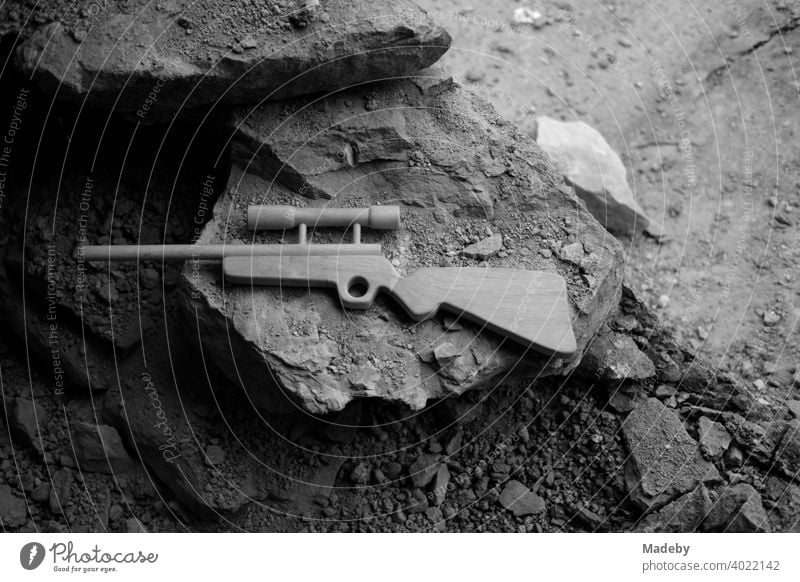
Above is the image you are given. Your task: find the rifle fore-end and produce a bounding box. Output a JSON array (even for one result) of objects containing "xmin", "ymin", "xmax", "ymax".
[{"xmin": 222, "ymin": 255, "xmax": 577, "ymax": 357}]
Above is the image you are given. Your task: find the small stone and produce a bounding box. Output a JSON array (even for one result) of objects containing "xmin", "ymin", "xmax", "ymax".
[
  {"xmin": 125, "ymin": 517, "xmax": 148, "ymax": 533},
  {"xmin": 536, "ymin": 116, "xmax": 653, "ymax": 235},
  {"xmin": 574, "ymin": 506, "xmax": 605, "ymax": 530},
  {"xmin": 205, "ymin": 445, "xmax": 226, "ymax": 466},
  {"xmin": 383, "ymin": 462, "xmax": 402, "ymax": 480},
  {"xmin": 445, "ymin": 431, "xmax": 463, "ymax": 456},
  {"xmin": 512, "ymin": 7, "xmax": 545, "ymax": 27},
  {"xmin": 240, "ymin": 36, "xmax": 258, "ymax": 49},
  {"xmin": 108, "ymin": 504, "xmax": 123, "ymax": 521},
  {"xmin": 697, "ymin": 417, "xmax": 732, "ymax": 459},
  {"xmin": 461, "ymin": 234, "xmax": 503, "ymax": 260},
  {"xmin": 658, "ymin": 294, "xmax": 670, "ymax": 308},
  {"xmin": 431, "ymin": 464, "xmax": 451, "ymax": 505},
  {"xmin": 9, "ymin": 398, "xmax": 47, "ymax": 452},
  {"xmin": 140, "ymin": 267, "xmax": 160, "ymax": 290},
  {"xmin": 433, "ymin": 342, "xmax": 461, "ymax": 365},
  {"xmin": 654, "ymin": 385, "xmax": 676, "ymax": 398},
  {"xmin": 372, "ymin": 468, "xmax": 387, "ymax": 484},
  {"xmin": 559, "ymin": 242, "xmax": 585, "ymax": 265},
  {"xmin": 498, "ymin": 480, "xmax": 546, "ymax": 516},
  {"xmin": 31, "ymin": 483, "xmax": 51, "ymax": 503},
  {"xmin": 71, "ymin": 422, "xmax": 136, "ymax": 474},
  {"xmin": 409, "ymin": 454, "xmax": 440, "ymax": 488},
  {"xmin": 49, "ymin": 468, "xmax": 73, "ymax": 513},
  {"xmin": 723, "ymin": 444, "xmax": 744, "ymax": 468},
  {"xmin": 763, "ymin": 310, "xmax": 781, "ymax": 325},
  {"xmin": 580, "ymin": 330, "xmax": 655, "ymax": 381},
  {"xmin": 786, "ymin": 400, "xmax": 800, "ymax": 419},
  {"xmin": 350, "ymin": 462, "xmax": 370, "ymax": 485},
  {"xmin": 703, "ymin": 484, "xmax": 771, "ymax": 533},
  {"xmin": 608, "ymin": 391, "xmax": 636, "ymax": 413},
  {"xmin": 442, "ymin": 316, "xmax": 463, "ymax": 332}
]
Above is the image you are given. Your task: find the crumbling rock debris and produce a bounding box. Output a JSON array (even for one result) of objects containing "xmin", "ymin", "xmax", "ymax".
[
  {"xmin": 622, "ymin": 398, "xmax": 721, "ymax": 510},
  {"xmin": 721, "ymin": 414, "xmax": 788, "ymax": 466},
  {"xmin": 773, "ymin": 420, "xmax": 800, "ymax": 480},
  {"xmin": 535, "ymin": 116, "xmax": 655, "ymax": 236},
  {"xmin": 703, "ymin": 484, "xmax": 771, "ymax": 533},
  {"xmin": 16, "ymin": 0, "xmax": 451, "ymax": 117}
]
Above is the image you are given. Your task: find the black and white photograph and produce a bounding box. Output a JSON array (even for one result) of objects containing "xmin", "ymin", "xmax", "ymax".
[{"xmin": 0, "ymin": 0, "xmax": 798, "ymax": 578}]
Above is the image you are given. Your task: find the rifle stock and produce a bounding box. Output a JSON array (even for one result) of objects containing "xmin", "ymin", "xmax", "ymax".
[{"xmin": 222, "ymin": 255, "xmax": 576, "ymax": 357}]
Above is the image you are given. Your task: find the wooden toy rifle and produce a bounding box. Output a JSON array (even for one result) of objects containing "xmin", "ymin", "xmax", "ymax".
[{"xmin": 79, "ymin": 205, "xmax": 577, "ymax": 357}]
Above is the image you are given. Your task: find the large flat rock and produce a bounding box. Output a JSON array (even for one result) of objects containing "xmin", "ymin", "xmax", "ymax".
[
  {"xmin": 16, "ymin": 0, "xmax": 450, "ymax": 116},
  {"xmin": 622, "ymin": 398, "xmax": 721, "ymax": 510},
  {"xmin": 182, "ymin": 72, "xmax": 624, "ymax": 414}
]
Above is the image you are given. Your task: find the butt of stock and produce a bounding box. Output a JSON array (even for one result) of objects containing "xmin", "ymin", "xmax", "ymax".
[{"xmin": 222, "ymin": 254, "xmax": 576, "ymax": 357}]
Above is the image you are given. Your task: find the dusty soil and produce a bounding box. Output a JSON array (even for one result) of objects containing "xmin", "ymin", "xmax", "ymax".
[{"xmin": 414, "ymin": 0, "xmax": 800, "ymax": 407}]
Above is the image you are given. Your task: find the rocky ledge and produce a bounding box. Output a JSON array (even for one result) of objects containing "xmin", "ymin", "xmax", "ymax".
[
  {"xmin": 15, "ymin": 0, "xmax": 450, "ymax": 117},
  {"xmin": 183, "ymin": 69, "xmax": 625, "ymax": 414}
]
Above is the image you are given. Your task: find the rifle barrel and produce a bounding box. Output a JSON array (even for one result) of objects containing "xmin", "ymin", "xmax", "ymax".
[{"xmin": 79, "ymin": 243, "xmax": 382, "ymax": 262}]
